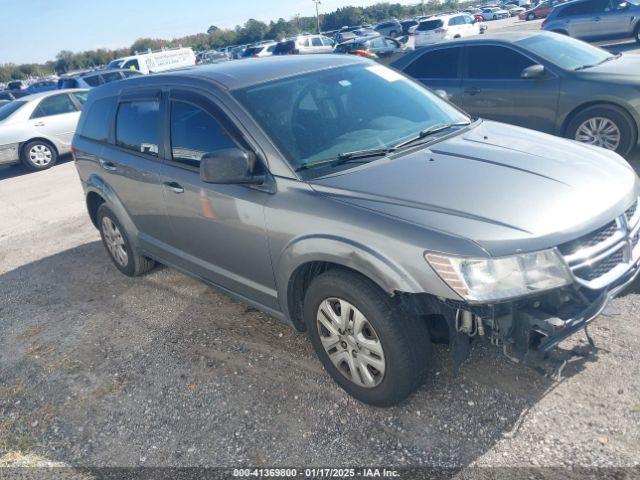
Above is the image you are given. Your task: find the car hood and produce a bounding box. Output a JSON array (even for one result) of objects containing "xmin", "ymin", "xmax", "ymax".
[
  {"xmin": 309, "ymin": 121, "xmax": 638, "ymax": 256},
  {"xmin": 576, "ymin": 53, "xmax": 640, "ymax": 83}
]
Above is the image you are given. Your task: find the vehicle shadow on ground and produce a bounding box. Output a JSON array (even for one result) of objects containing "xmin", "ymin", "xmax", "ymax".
[
  {"xmin": 0, "ymin": 155, "xmax": 72, "ymax": 181},
  {"xmin": 0, "ymin": 241, "xmax": 616, "ymax": 468},
  {"xmin": 601, "ymin": 40, "xmax": 639, "ymax": 54}
]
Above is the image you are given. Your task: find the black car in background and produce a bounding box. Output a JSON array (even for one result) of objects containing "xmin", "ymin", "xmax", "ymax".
[{"xmin": 392, "ymin": 31, "xmax": 640, "ymax": 156}]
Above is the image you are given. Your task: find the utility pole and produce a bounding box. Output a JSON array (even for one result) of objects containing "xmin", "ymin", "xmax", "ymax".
[
  {"xmin": 312, "ymin": 0, "xmax": 321, "ymax": 33},
  {"xmin": 420, "ymin": 0, "xmax": 425, "ymax": 16}
]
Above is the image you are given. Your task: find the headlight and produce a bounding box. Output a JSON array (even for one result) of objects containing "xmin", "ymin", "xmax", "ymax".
[{"xmin": 425, "ymin": 249, "xmax": 572, "ymax": 303}]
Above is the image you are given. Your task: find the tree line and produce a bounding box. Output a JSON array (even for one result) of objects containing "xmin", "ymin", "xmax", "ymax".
[{"xmin": 0, "ymin": 1, "xmax": 462, "ymax": 82}]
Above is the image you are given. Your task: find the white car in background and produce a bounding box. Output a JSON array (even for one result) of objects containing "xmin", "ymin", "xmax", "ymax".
[
  {"xmin": 414, "ymin": 14, "xmax": 481, "ymax": 46},
  {"xmin": 242, "ymin": 42, "xmax": 278, "ymax": 58},
  {"xmin": 106, "ymin": 47, "xmax": 196, "ymax": 74},
  {"xmin": 0, "ymin": 89, "xmax": 87, "ymax": 170}
]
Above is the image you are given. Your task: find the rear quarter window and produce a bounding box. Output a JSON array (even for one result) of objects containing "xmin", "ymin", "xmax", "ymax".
[{"xmin": 79, "ymin": 96, "xmax": 117, "ymax": 142}]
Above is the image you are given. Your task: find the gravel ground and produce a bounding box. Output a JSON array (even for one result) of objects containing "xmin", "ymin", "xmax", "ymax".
[{"xmin": 1, "ymin": 159, "xmax": 640, "ymax": 477}]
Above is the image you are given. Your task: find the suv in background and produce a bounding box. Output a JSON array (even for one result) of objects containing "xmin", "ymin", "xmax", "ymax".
[
  {"xmin": 73, "ymin": 55, "xmax": 640, "ymax": 407},
  {"xmin": 274, "ymin": 35, "xmax": 335, "ymax": 55},
  {"xmin": 374, "ymin": 20, "xmax": 403, "ymax": 37},
  {"xmin": 543, "ymin": 0, "xmax": 640, "ymax": 43},
  {"xmin": 414, "ymin": 14, "xmax": 481, "ymax": 46},
  {"xmin": 58, "ymin": 69, "xmax": 142, "ymax": 89}
]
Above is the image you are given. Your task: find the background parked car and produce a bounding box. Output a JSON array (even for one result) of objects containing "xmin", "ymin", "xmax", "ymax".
[
  {"xmin": 393, "ymin": 31, "xmax": 640, "ymax": 155},
  {"xmin": 414, "ymin": 14, "xmax": 482, "ymax": 47},
  {"xmin": 0, "ymin": 89, "xmax": 87, "ymax": 170},
  {"xmin": 400, "ymin": 19, "xmax": 419, "ymax": 34},
  {"xmin": 519, "ymin": 0, "xmax": 564, "ymax": 19},
  {"xmin": 274, "ymin": 35, "xmax": 334, "ymax": 55},
  {"xmin": 480, "ymin": 6, "xmax": 511, "ymax": 19},
  {"xmin": 334, "ymin": 31, "xmax": 358, "ymax": 43},
  {"xmin": 58, "ymin": 69, "xmax": 142, "ymax": 89},
  {"xmin": 333, "ymin": 35, "xmax": 409, "ymax": 64},
  {"xmin": 25, "ymin": 79, "xmax": 58, "ymax": 94},
  {"xmin": 504, "ymin": 4, "xmax": 527, "ymax": 15},
  {"xmin": 242, "ymin": 42, "xmax": 278, "ymax": 58},
  {"xmin": 7, "ymin": 80, "xmax": 27, "ymax": 91},
  {"xmin": 374, "ymin": 19, "xmax": 403, "ymax": 37},
  {"xmin": 543, "ymin": 0, "xmax": 640, "ymax": 43},
  {"xmin": 106, "ymin": 46, "xmax": 196, "ymax": 74},
  {"xmin": 0, "ymin": 90, "xmax": 30, "ymax": 102}
]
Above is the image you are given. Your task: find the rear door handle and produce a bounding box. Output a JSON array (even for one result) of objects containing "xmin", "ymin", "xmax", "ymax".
[
  {"xmin": 464, "ymin": 87, "xmax": 481, "ymax": 95},
  {"xmin": 99, "ymin": 159, "xmax": 117, "ymax": 171},
  {"xmin": 163, "ymin": 181, "xmax": 184, "ymax": 194}
]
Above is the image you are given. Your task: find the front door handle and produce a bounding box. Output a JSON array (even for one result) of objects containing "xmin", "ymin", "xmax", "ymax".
[
  {"xmin": 99, "ymin": 159, "xmax": 117, "ymax": 171},
  {"xmin": 593, "ymin": 16, "xmax": 601, "ymax": 21},
  {"xmin": 163, "ymin": 181, "xmax": 184, "ymax": 194},
  {"xmin": 464, "ymin": 86, "xmax": 481, "ymax": 95},
  {"xmin": 34, "ymin": 121, "xmax": 45, "ymax": 127}
]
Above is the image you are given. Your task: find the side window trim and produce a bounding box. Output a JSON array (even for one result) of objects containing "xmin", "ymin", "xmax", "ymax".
[
  {"xmin": 165, "ymin": 89, "xmax": 244, "ymax": 173},
  {"xmin": 112, "ymin": 89, "xmax": 164, "ymax": 161},
  {"xmin": 411, "ymin": 46, "xmax": 463, "ymax": 80},
  {"xmin": 462, "ymin": 43, "xmax": 558, "ymax": 80}
]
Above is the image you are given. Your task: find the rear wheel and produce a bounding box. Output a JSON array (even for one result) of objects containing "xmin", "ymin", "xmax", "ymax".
[
  {"xmin": 97, "ymin": 204, "xmax": 155, "ymax": 277},
  {"xmin": 21, "ymin": 140, "xmax": 57, "ymax": 170},
  {"xmin": 566, "ymin": 104, "xmax": 636, "ymax": 157},
  {"xmin": 303, "ymin": 269, "xmax": 431, "ymax": 406},
  {"xmin": 527, "ymin": 12, "xmax": 535, "ymax": 20}
]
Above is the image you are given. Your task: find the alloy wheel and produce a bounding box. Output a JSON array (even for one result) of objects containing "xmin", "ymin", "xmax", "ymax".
[
  {"xmin": 29, "ymin": 144, "xmax": 53, "ymax": 167},
  {"xmin": 575, "ymin": 117, "xmax": 621, "ymax": 151},
  {"xmin": 101, "ymin": 217, "xmax": 128, "ymax": 267},
  {"xmin": 316, "ymin": 298, "xmax": 386, "ymax": 388}
]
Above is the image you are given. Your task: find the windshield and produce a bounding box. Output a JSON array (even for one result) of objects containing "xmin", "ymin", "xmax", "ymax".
[
  {"xmin": 0, "ymin": 101, "xmax": 27, "ymax": 121},
  {"xmin": 233, "ymin": 64, "xmax": 469, "ymax": 174},
  {"xmin": 518, "ymin": 33, "xmax": 614, "ymax": 71}
]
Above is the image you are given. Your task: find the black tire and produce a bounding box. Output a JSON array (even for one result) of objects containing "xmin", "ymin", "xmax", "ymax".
[
  {"xmin": 389, "ymin": 30, "xmax": 398, "ymax": 37},
  {"xmin": 527, "ymin": 12, "xmax": 535, "ymax": 20},
  {"xmin": 493, "ymin": 14, "xmax": 498, "ymax": 20},
  {"xmin": 96, "ymin": 204, "xmax": 155, "ymax": 277},
  {"xmin": 634, "ymin": 24, "xmax": 640, "ymax": 44},
  {"xmin": 303, "ymin": 269, "xmax": 431, "ymax": 407},
  {"xmin": 21, "ymin": 139, "xmax": 58, "ymax": 171},
  {"xmin": 565, "ymin": 104, "xmax": 636, "ymax": 157}
]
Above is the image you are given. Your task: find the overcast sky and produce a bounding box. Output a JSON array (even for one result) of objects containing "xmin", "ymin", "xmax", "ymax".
[{"xmin": 0, "ymin": 0, "xmax": 416, "ymax": 64}]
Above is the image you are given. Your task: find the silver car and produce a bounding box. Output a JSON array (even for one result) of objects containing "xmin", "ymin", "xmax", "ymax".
[
  {"xmin": 0, "ymin": 89, "xmax": 87, "ymax": 170},
  {"xmin": 543, "ymin": 0, "xmax": 640, "ymax": 42},
  {"xmin": 73, "ymin": 56, "xmax": 640, "ymax": 406}
]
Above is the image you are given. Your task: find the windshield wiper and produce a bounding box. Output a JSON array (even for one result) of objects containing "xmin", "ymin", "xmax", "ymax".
[
  {"xmin": 392, "ymin": 122, "xmax": 471, "ymax": 150},
  {"xmin": 295, "ymin": 147, "xmax": 394, "ymax": 171},
  {"xmin": 574, "ymin": 53, "xmax": 621, "ymax": 71}
]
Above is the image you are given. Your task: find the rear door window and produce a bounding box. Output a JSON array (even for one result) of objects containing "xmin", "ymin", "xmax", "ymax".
[
  {"xmin": 170, "ymin": 100, "xmax": 236, "ymax": 168},
  {"xmin": 466, "ymin": 45, "xmax": 535, "ymax": 79},
  {"xmin": 404, "ymin": 47, "xmax": 461, "ymax": 79},
  {"xmin": 115, "ymin": 100, "xmax": 160, "ymax": 156},
  {"xmin": 311, "ymin": 37, "xmax": 323, "ymax": 47},
  {"xmin": 558, "ymin": 0, "xmax": 595, "ymax": 16},
  {"xmin": 417, "ymin": 20, "xmax": 444, "ymax": 31},
  {"xmin": 80, "ymin": 97, "xmax": 116, "ymax": 142},
  {"xmin": 32, "ymin": 94, "xmax": 78, "ymax": 118}
]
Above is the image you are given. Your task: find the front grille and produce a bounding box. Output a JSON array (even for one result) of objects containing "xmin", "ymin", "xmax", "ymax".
[
  {"xmin": 558, "ymin": 221, "xmax": 617, "ymax": 256},
  {"xmin": 559, "ymin": 197, "xmax": 640, "ymax": 289},
  {"xmin": 574, "ymin": 248, "xmax": 624, "ymax": 282},
  {"xmin": 626, "ymin": 200, "xmax": 638, "ymax": 223}
]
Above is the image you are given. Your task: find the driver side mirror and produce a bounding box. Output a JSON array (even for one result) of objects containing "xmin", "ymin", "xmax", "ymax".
[
  {"xmin": 200, "ymin": 148, "xmax": 264, "ymax": 185},
  {"xmin": 521, "ymin": 64, "xmax": 546, "ymax": 79}
]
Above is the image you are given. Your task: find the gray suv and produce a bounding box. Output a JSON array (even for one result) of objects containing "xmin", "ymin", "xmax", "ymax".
[
  {"xmin": 73, "ymin": 56, "xmax": 640, "ymax": 406},
  {"xmin": 543, "ymin": 0, "xmax": 640, "ymax": 43}
]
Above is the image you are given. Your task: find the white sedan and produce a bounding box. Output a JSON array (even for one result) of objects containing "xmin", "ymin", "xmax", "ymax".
[{"xmin": 0, "ymin": 89, "xmax": 87, "ymax": 170}]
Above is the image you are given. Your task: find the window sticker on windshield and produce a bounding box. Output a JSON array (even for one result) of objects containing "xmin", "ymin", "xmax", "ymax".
[
  {"xmin": 339, "ymin": 80, "xmax": 351, "ymax": 87},
  {"xmin": 366, "ymin": 65, "xmax": 404, "ymax": 82}
]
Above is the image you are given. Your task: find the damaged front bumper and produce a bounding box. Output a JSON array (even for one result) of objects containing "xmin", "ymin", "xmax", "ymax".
[{"xmin": 461, "ymin": 256, "xmax": 640, "ymax": 363}]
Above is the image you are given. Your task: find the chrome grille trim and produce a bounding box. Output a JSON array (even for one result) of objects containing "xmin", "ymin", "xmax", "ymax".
[{"xmin": 560, "ymin": 197, "xmax": 640, "ymax": 289}]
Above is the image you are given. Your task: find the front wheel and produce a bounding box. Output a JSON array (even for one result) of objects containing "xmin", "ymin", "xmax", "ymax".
[
  {"xmin": 566, "ymin": 104, "xmax": 636, "ymax": 157},
  {"xmin": 303, "ymin": 270, "xmax": 431, "ymax": 407}
]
